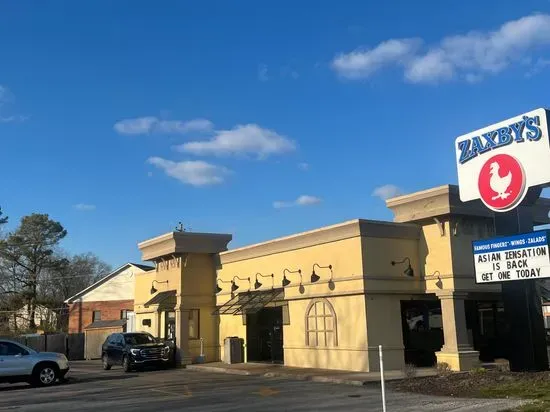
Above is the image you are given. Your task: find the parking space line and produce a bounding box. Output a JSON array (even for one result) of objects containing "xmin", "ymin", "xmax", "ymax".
[{"xmin": 150, "ymin": 388, "xmax": 191, "ymax": 398}]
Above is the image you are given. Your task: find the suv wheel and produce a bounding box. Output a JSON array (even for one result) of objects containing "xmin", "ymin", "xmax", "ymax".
[
  {"xmin": 122, "ymin": 356, "xmax": 132, "ymax": 373},
  {"xmin": 102, "ymin": 354, "xmax": 111, "ymax": 370},
  {"xmin": 32, "ymin": 363, "xmax": 59, "ymax": 386}
]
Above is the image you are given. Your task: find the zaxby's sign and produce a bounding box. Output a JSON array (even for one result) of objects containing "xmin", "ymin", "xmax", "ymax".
[
  {"xmin": 455, "ymin": 108, "xmax": 550, "ymax": 212},
  {"xmin": 472, "ymin": 230, "xmax": 550, "ymax": 284}
]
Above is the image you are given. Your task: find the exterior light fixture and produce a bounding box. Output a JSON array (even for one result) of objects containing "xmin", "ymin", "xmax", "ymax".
[
  {"xmin": 311, "ymin": 263, "xmax": 332, "ymax": 283},
  {"xmin": 232, "ymin": 276, "xmax": 251, "ymax": 292},
  {"xmin": 391, "ymin": 257, "xmax": 414, "ymax": 277},
  {"xmin": 215, "ymin": 279, "xmax": 232, "ymax": 294},
  {"xmin": 150, "ymin": 280, "xmax": 169, "ymax": 294},
  {"xmin": 254, "ymin": 273, "xmax": 274, "ymax": 289},
  {"xmin": 282, "ymin": 268, "xmax": 302, "ymax": 287}
]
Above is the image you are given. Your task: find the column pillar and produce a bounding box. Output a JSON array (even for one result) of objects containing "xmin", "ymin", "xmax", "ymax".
[
  {"xmin": 435, "ymin": 292, "xmax": 480, "ymax": 371},
  {"xmin": 175, "ymin": 302, "xmax": 192, "ymax": 365}
]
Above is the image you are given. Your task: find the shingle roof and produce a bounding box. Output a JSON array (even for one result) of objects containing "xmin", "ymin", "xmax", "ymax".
[{"xmin": 84, "ymin": 319, "xmax": 127, "ymax": 330}]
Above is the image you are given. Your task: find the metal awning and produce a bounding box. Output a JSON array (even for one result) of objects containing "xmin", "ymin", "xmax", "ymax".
[
  {"xmin": 144, "ymin": 290, "xmax": 177, "ymax": 308},
  {"xmin": 212, "ymin": 288, "xmax": 285, "ymax": 315}
]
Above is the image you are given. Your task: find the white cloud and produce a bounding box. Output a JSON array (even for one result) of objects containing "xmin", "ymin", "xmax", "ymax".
[
  {"xmin": 273, "ymin": 195, "xmax": 322, "ymax": 209},
  {"xmin": 525, "ymin": 57, "xmax": 550, "ymax": 77},
  {"xmin": 74, "ymin": 203, "xmax": 96, "ymax": 211},
  {"xmin": 333, "ymin": 13, "xmax": 550, "ymax": 84},
  {"xmin": 147, "ymin": 157, "xmax": 230, "ymax": 186},
  {"xmin": 372, "ymin": 184, "xmax": 403, "ymax": 200},
  {"xmin": 331, "ymin": 38, "xmax": 422, "ymax": 79},
  {"xmin": 114, "ymin": 116, "xmax": 158, "ymax": 135},
  {"xmin": 0, "ymin": 86, "xmax": 26, "ymax": 123},
  {"xmin": 281, "ymin": 66, "xmax": 299, "ymax": 79},
  {"xmin": 175, "ymin": 124, "xmax": 296, "ymax": 159},
  {"xmin": 114, "ymin": 117, "xmax": 213, "ymax": 135},
  {"xmin": 298, "ymin": 162, "xmax": 309, "ymax": 171},
  {"xmin": 258, "ymin": 64, "xmax": 269, "ymax": 82}
]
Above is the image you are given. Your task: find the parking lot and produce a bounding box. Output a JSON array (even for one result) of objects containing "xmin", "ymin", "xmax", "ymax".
[{"xmin": 0, "ymin": 361, "xmax": 525, "ymax": 411}]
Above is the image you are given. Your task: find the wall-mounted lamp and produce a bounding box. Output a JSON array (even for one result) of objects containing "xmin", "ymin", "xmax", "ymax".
[
  {"xmin": 311, "ymin": 263, "xmax": 332, "ymax": 283},
  {"xmin": 150, "ymin": 279, "xmax": 169, "ymax": 294},
  {"xmin": 254, "ymin": 273, "xmax": 274, "ymax": 289},
  {"xmin": 391, "ymin": 257, "xmax": 414, "ymax": 277},
  {"xmin": 215, "ymin": 278, "xmax": 232, "ymax": 294},
  {"xmin": 232, "ymin": 276, "xmax": 251, "ymax": 292},
  {"xmin": 282, "ymin": 268, "xmax": 302, "ymax": 287},
  {"xmin": 432, "ymin": 270, "xmax": 443, "ymax": 289}
]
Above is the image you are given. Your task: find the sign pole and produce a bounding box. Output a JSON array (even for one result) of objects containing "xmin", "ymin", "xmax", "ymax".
[
  {"xmin": 493, "ymin": 200, "xmax": 548, "ymax": 372},
  {"xmin": 379, "ymin": 345, "xmax": 387, "ymax": 412}
]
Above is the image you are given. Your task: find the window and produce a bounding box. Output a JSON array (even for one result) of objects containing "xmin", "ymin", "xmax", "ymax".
[
  {"xmin": 120, "ymin": 309, "xmax": 130, "ymax": 319},
  {"xmin": 0, "ymin": 342, "xmax": 29, "ymax": 356},
  {"xmin": 124, "ymin": 333, "xmax": 155, "ymax": 345},
  {"xmin": 305, "ymin": 298, "xmax": 337, "ymax": 347},
  {"xmin": 189, "ymin": 309, "xmax": 200, "ymax": 339},
  {"xmin": 92, "ymin": 310, "xmax": 101, "ymax": 321}
]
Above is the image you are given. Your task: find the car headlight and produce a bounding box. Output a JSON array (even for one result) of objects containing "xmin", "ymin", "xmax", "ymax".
[{"xmin": 130, "ymin": 348, "xmax": 141, "ymax": 356}]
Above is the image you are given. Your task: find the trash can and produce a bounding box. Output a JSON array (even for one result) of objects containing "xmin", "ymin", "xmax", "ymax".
[{"xmin": 223, "ymin": 337, "xmax": 244, "ymax": 364}]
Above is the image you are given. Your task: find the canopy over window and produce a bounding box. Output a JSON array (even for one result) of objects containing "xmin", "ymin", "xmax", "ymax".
[{"xmin": 212, "ymin": 288, "xmax": 284, "ymax": 315}]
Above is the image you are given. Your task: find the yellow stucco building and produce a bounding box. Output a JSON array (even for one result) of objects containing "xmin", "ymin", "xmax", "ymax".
[{"xmin": 133, "ymin": 184, "xmax": 550, "ymax": 372}]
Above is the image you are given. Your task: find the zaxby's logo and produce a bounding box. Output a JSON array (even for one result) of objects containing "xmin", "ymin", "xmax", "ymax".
[
  {"xmin": 457, "ymin": 115, "xmax": 542, "ymax": 165},
  {"xmin": 455, "ymin": 109, "xmax": 549, "ymax": 213},
  {"xmin": 477, "ymin": 154, "xmax": 526, "ymax": 212}
]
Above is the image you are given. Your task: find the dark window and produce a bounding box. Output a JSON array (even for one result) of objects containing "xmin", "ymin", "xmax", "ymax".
[
  {"xmin": 189, "ymin": 309, "xmax": 200, "ymax": 339},
  {"xmin": 92, "ymin": 311, "xmax": 101, "ymax": 321},
  {"xmin": 0, "ymin": 342, "xmax": 29, "ymax": 356},
  {"xmin": 124, "ymin": 333, "xmax": 156, "ymax": 345}
]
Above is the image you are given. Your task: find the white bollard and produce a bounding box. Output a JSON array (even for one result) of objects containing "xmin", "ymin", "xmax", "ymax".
[{"xmin": 379, "ymin": 345, "xmax": 387, "ymax": 412}]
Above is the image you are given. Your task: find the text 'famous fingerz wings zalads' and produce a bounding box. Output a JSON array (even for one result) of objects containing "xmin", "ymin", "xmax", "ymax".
[{"xmin": 455, "ymin": 108, "xmax": 550, "ymax": 212}]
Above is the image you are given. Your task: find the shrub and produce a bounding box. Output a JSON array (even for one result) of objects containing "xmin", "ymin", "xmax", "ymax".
[
  {"xmin": 437, "ymin": 362, "xmax": 452, "ymax": 375},
  {"xmin": 403, "ymin": 363, "xmax": 417, "ymax": 379}
]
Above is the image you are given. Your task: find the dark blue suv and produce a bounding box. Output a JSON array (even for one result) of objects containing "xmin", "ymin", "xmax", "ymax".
[{"xmin": 101, "ymin": 332, "xmax": 174, "ymax": 372}]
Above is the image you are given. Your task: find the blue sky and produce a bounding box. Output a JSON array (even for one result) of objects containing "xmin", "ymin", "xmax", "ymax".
[{"xmin": 2, "ymin": 1, "xmax": 550, "ymax": 267}]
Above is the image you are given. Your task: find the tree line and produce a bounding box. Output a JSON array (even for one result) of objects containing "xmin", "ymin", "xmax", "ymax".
[{"xmin": 0, "ymin": 207, "xmax": 111, "ymax": 334}]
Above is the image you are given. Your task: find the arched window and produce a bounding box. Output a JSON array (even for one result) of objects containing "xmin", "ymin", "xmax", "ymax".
[{"xmin": 305, "ymin": 298, "xmax": 338, "ymax": 347}]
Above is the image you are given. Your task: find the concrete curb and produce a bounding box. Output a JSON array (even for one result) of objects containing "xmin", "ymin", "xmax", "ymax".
[
  {"xmin": 185, "ymin": 364, "xmax": 253, "ymax": 376},
  {"xmin": 186, "ymin": 366, "xmax": 371, "ymax": 386}
]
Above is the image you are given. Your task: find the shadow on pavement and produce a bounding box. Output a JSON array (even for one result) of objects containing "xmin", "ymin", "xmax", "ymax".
[{"xmin": 66, "ymin": 374, "xmax": 137, "ymax": 384}]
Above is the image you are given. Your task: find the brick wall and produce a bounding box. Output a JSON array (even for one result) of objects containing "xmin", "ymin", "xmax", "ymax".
[{"xmin": 68, "ymin": 300, "xmax": 134, "ymax": 333}]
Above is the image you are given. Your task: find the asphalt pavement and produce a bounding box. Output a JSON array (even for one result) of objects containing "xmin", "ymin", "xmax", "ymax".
[{"xmin": 0, "ymin": 361, "xmax": 527, "ymax": 411}]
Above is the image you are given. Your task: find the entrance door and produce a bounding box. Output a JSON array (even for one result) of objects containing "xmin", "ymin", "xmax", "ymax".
[
  {"xmin": 165, "ymin": 311, "xmax": 176, "ymax": 341},
  {"xmin": 401, "ymin": 300, "xmax": 444, "ymax": 367},
  {"xmin": 246, "ymin": 307, "xmax": 284, "ymax": 364}
]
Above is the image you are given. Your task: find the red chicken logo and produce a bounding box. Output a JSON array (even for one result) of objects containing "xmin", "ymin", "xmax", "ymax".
[{"xmin": 478, "ymin": 154, "xmax": 526, "ymax": 212}]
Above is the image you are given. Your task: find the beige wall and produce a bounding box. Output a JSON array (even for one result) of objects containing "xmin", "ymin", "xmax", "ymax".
[
  {"xmin": 82, "ymin": 266, "xmax": 137, "ymax": 303},
  {"xmin": 217, "ymin": 230, "xmax": 422, "ymax": 372},
  {"xmin": 182, "ymin": 253, "xmax": 219, "ymax": 362},
  {"xmin": 134, "ymin": 269, "xmax": 161, "ymax": 335}
]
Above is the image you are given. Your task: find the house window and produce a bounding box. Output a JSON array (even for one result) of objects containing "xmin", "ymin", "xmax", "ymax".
[
  {"xmin": 189, "ymin": 309, "xmax": 200, "ymax": 339},
  {"xmin": 92, "ymin": 311, "xmax": 101, "ymax": 322},
  {"xmin": 305, "ymin": 298, "xmax": 337, "ymax": 347},
  {"xmin": 120, "ymin": 309, "xmax": 129, "ymax": 319}
]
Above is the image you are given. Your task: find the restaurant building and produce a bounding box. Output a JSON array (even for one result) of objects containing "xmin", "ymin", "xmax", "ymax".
[{"xmin": 133, "ymin": 184, "xmax": 550, "ymax": 372}]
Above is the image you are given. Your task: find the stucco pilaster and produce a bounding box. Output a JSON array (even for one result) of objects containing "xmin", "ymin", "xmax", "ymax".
[{"xmin": 435, "ymin": 292, "xmax": 479, "ymax": 371}]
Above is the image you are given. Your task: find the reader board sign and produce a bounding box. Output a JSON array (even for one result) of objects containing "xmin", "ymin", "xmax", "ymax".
[
  {"xmin": 455, "ymin": 108, "xmax": 550, "ymax": 212},
  {"xmin": 472, "ymin": 230, "xmax": 550, "ymax": 283}
]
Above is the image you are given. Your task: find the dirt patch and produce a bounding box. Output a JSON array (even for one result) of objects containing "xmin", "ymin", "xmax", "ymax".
[{"xmin": 389, "ymin": 370, "xmax": 550, "ymax": 411}]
